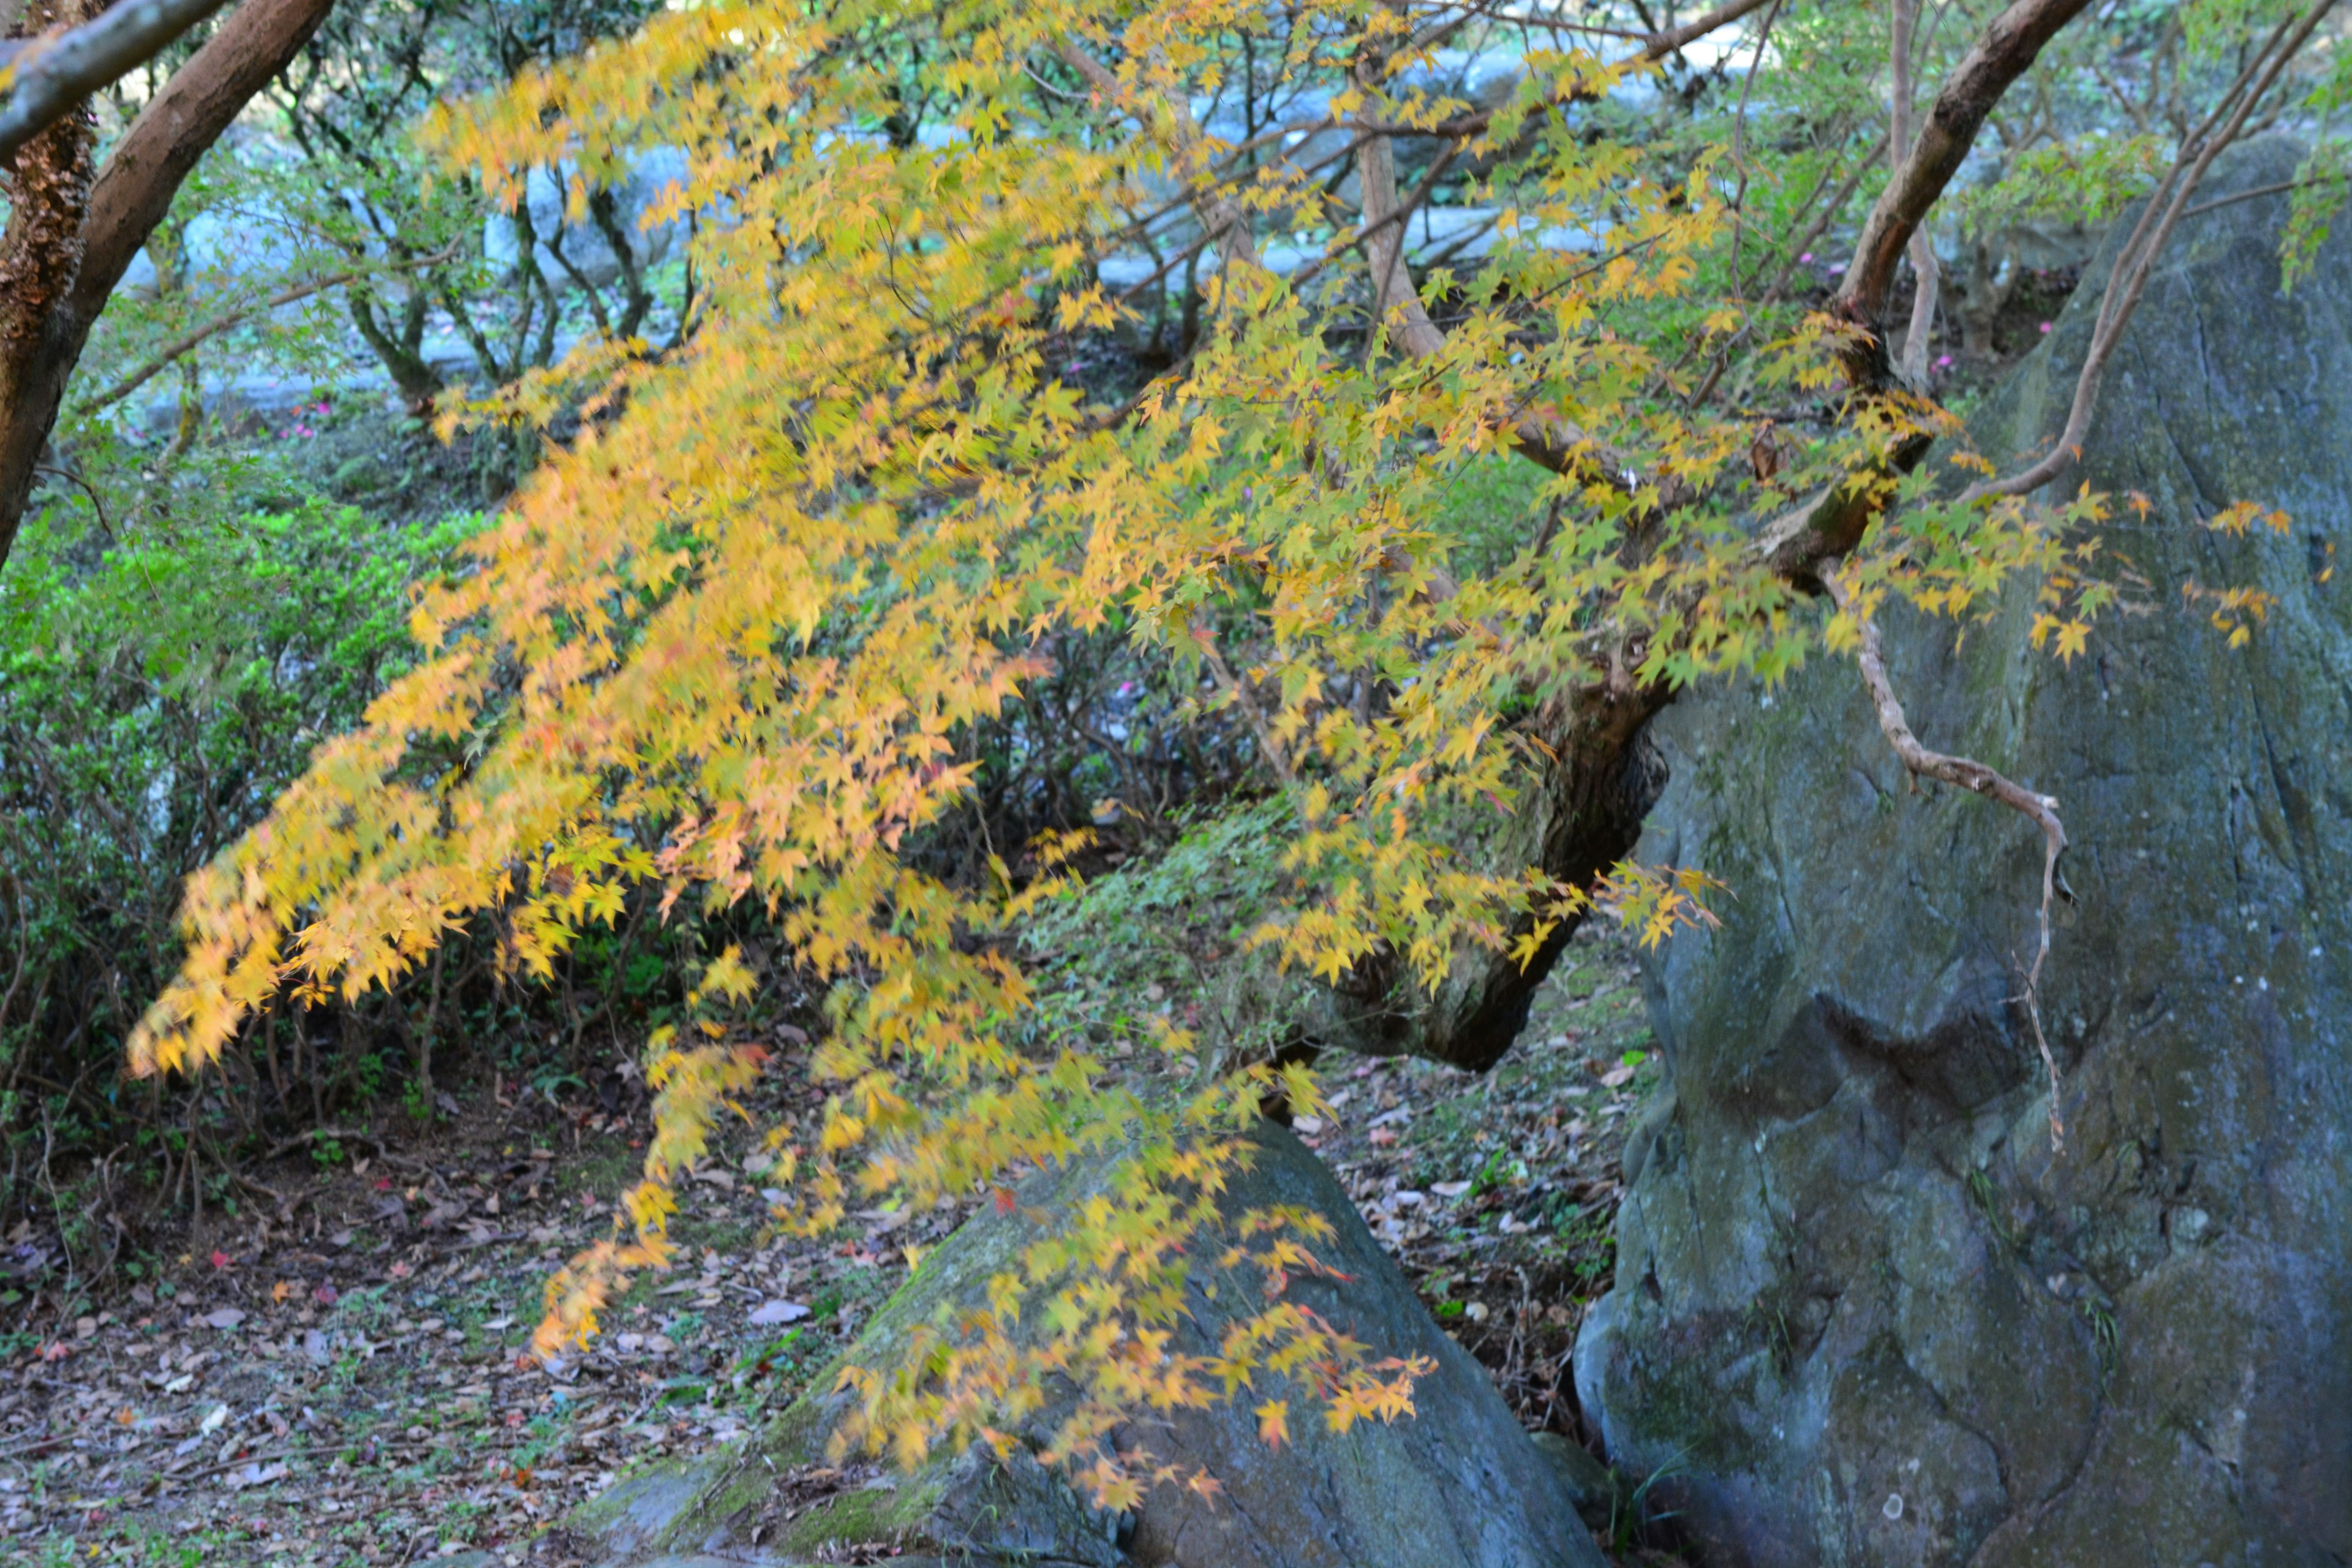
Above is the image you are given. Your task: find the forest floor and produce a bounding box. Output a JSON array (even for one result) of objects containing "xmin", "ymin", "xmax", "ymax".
[{"xmin": 0, "ymin": 921, "xmax": 1674, "ymax": 1567}]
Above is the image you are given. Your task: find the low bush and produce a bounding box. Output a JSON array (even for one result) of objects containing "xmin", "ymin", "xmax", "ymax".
[{"xmin": 0, "ymin": 502, "xmax": 488, "ymax": 1261}]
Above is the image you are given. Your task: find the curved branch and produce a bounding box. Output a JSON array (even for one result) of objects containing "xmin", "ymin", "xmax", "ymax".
[
  {"xmin": 1825, "ymin": 572, "xmax": 2069, "ymax": 1147},
  {"xmin": 0, "ymin": 0, "xmax": 334, "ymax": 568},
  {"xmin": 1961, "ymin": 0, "xmax": 2335, "ymax": 502},
  {"xmin": 1834, "ymin": 0, "xmax": 2097, "ymax": 360},
  {"xmin": 1427, "ymin": 0, "xmax": 1787, "ymax": 141},
  {"xmin": 0, "ymin": 0, "xmax": 231, "ymax": 164},
  {"xmin": 73, "ymin": 0, "xmax": 337, "ymax": 322},
  {"xmin": 1054, "ymin": 39, "xmax": 1261, "ymax": 274},
  {"xmin": 70, "ymin": 245, "xmax": 456, "ymax": 417}
]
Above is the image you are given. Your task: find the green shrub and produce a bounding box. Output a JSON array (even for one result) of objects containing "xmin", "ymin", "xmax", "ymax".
[{"xmin": 0, "ymin": 502, "xmax": 481, "ymax": 1226}]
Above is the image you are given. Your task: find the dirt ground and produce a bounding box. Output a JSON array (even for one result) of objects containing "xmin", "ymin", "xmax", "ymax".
[{"xmin": 0, "ymin": 921, "xmax": 1671, "ymax": 1566}]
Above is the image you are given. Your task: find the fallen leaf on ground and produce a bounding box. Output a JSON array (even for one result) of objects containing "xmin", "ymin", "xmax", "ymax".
[{"xmin": 748, "ymin": 1299, "xmax": 811, "ymax": 1326}]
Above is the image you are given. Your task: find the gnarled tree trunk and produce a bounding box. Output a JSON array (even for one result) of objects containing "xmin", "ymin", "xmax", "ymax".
[{"xmin": 0, "ymin": 0, "xmax": 335, "ymax": 571}]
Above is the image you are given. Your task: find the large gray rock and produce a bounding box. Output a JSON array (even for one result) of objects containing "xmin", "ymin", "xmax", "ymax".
[
  {"xmin": 581, "ymin": 1120, "xmax": 1602, "ymax": 1567},
  {"xmin": 481, "ymin": 149, "xmax": 689, "ymax": 288},
  {"xmin": 1574, "ymin": 138, "xmax": 2352, "ymax": 1566}
]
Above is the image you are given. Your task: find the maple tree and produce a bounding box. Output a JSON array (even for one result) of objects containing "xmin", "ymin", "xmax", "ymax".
[{"xmin": 115, "ymin": 0, "xmax": 2343, "ymax": 1504}]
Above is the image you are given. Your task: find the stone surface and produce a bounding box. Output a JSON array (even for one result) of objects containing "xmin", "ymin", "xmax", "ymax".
[
  {"xmin": 480, "ymin": 149, "xmax": 690, "ymax": 289},
  {"xmin": 1575, "ymin": 138, "xmax": 2352, "ymax": 1566},
  {"xmin": 580, "ymin": 1120, "xmax": 1601, "ymax": 1567}
]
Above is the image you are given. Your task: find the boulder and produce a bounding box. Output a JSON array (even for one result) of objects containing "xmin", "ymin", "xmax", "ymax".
[
  {"xmin": 579, "ymin": 1120, "xmax": 1604, "ymax": 1567},
  {"xmin": 481, "ymin": 149, "xmax": 690, "ymax": 290},
  {"xmin": 1575, "ymin": 138, "xmax": 2352, "ymax": 1565}
]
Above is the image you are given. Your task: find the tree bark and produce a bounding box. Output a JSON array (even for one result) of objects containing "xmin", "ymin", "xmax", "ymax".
[
  {"xmin": 1297, "ymin": 680, "xmax": 1674, "ymax": 1072},
  {"xmin": 1834, "ymin": 0, "xmax": 2096, "ymax": 383},
  {"xmin": 0, "ymin": 1, "xmax": 102, "ymax": 521},
  {"xmin": 0, "ymin": 0, "xmax": 335, "ymax": 572},
  {"xmin": 0, "ymin": 0, "xmax": 231, "ymax": 162}
]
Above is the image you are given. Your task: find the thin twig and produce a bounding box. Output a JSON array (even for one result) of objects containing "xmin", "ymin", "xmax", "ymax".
[
  {"xmin": 255, "ymin": 1124, "xmax": 412, "ymax": 1166},
  {"xmin": 1190, "ymin": 619, "xmax": 1294, "ymax": 784},
  {"xmin": 2179, "ymin": 168, "xmax": 2350, "ymax": 218},
  {"xmin": 1824, "ymin": 573, "xmax": 2068, "ymax": 1148},
  {"xmin": 0, "ymin": 878, "xmax": 27, "ymax": 1046},
  {"xmin": 1717, "ymin": 0, "xmax": 1784, "ymax": 302},
  {"xmin": 72, "ymin": 244, "xmax": 459, "ymax": 417},
  {"xmin": 1962, "ymin": 0, "xmax": 2334, "ymax": 500}
]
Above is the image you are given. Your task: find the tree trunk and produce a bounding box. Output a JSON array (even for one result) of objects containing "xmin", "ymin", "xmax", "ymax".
[
  {"xmin": 1297, "ymin": 682, "xmax": 1674, "ymax": 1071},
  {"xmin": 0, "ymin": 0, "xmax": 337, "ymax": 572},
  {"xmin": 0, "ymin": 0, "xmax": 102, "ymax": 533}
]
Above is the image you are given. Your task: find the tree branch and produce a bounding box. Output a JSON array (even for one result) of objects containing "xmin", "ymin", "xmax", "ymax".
[
  {"xmin": 1055, "ymin": 39, "xmax": 1262, "ymax": 275},
  {"xmin": 70, "ymin": 246, "xmax": 454, "ymax": 417},
  {"xmin": 1835, "ymin": 0, "xmax": 2097, "ymax": 363},
  {"xmin": 1353, "ymin": 10, "xmax": 1448, "ymax": 360},
  {"xmin": 1427, "ymin": 0, "xmax": 1785, "ymax": 141},
  {"xmin": 1961, "ymin": 0, "xmax": 2334, "ymax": 501},
  {"xmin": 71, "ymin": 0, "xmax": 336, "ymax": 325},
  {"xmin": 1889, "ymin": 0, "xmax": 1942, "ymax": 386},
  {"xmin": 1642, "ymin": 0, "xmax": 1782, "ymax": 59},
  {"xmin": 0, "ymin": 0, "xmax": 230, "ymax": 164},
  {"xmin": 0, "ymin": 0, "xmax": 334, "ymax": 569},
  {"xmin": 1823, "ymin": 571, "xmax": 2069, "ymax": 1147}
]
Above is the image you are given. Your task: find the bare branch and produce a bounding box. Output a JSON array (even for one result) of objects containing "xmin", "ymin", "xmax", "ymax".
[
  {"xmin": 1836, "ymin": 0, "xmax": 2097, "ymax": 349},
  {"xmin": 1757, "ymin": 130, "xmax": 1888, "ymax": 309},
  {"xmin": 0, "ymin": 0, "xmax": 230, "ymax": 164},
  {"xmin": 1962, "ymin": 0, "xmax": 2335, "ymax": 501},
  {"xmin": 1190, "ymin": 619, "xmax": 1294, "ymax": 785},
  {"xmin": 2180, "ymin": 169, "xmax": 2350, "ymax": 217},
  {"xmin": 1427, "ymin": 0, "xmax": 1785, "ymax": 141},
  {"xmin": 1055, "ymin": 39, "xmax": 1262, "ymax": 274},
  {"xmin": 0, "ymin": 0, "xmax": 334, "ymax": 567},
  {"xmin": 70, "ymin": 246, "xmax": 456, "ymax": 417},
  {"xmin": 74, "ymin": 0, "xmax": 336, "ymax": 319},
  {"xmin": 1823, "ymin": 571, "xmax": 2069, "ymax": 1148},
  {"xmin": 1353, "ymin": 15, "xmax": 1448, "ymax": 360},
  {"xmin": 1889, "ymin": 0, "xmax": 1941, "ymax": 386},
  {"xmin": 1642, "ymin": 0, "xmax": 1783, "ymax": 64}
]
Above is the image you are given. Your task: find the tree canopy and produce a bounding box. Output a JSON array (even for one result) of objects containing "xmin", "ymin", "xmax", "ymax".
[{"xmin": 62, "ymin": 0, "xmax": 2349, "ymax": 1505}]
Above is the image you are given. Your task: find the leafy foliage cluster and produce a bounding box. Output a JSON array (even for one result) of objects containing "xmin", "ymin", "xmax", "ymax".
[
  {"xmin": 66, "ymin": 0, "xmax": 2342, "ymax": 1510},
  {"xmin": 0, "ymin": 503, "xmax": 473, "ymax": 1246}
]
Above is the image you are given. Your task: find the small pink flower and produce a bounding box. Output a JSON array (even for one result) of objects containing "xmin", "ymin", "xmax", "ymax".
[
  {"xmin": 1934, "ymin": 354, "xmax": 1953, "ymax": 369},
  {"xmin": 1828, "ymin": 262, "xmax": 1845, "ymax": 274},
  {"xmin": 1799, "ymin": 252, "xmax": 1814, "ymax": 263},
  {"xmin": 2038, "ymin": 321, "xmax": 2052, "ymax": 334}
]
